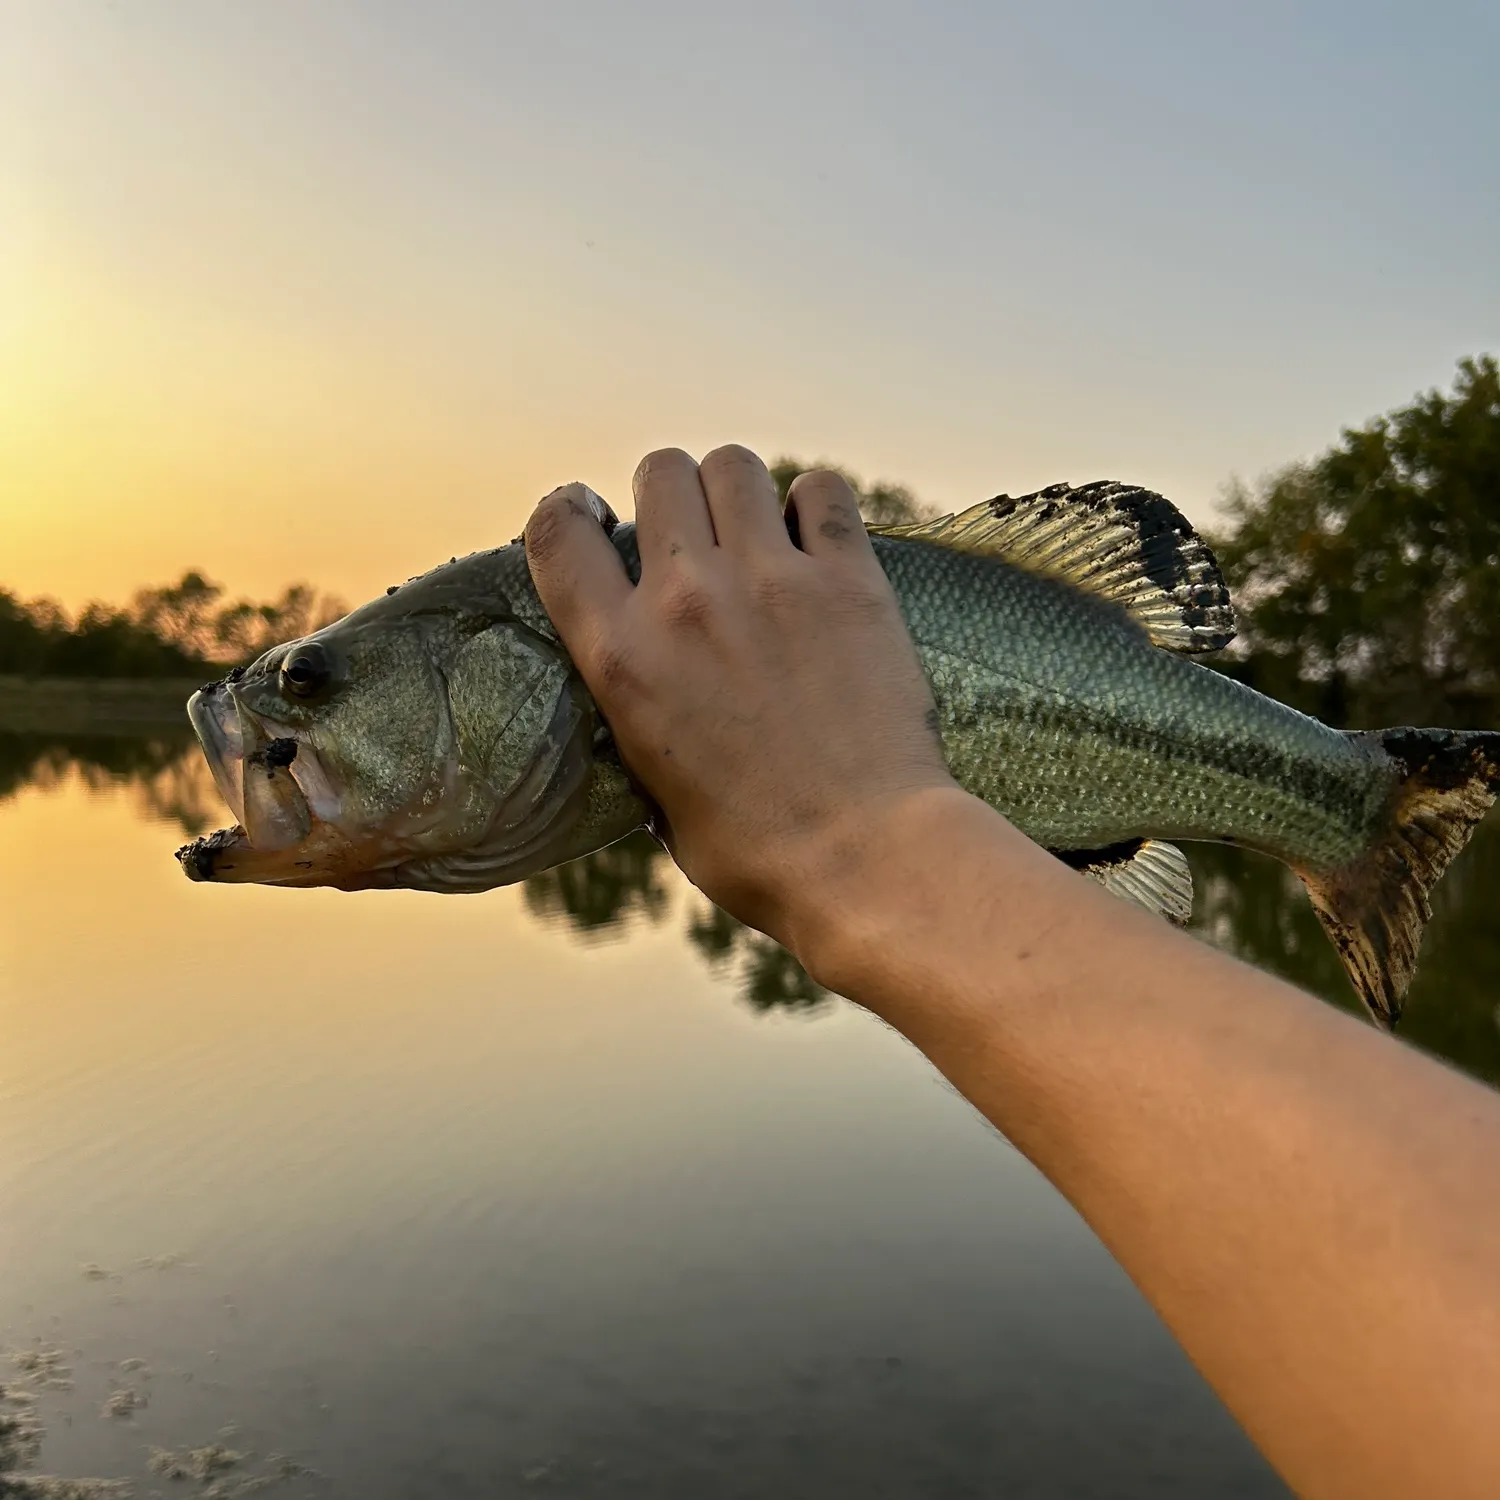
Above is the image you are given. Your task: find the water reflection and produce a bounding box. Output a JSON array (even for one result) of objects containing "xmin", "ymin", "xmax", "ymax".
[
  {"xmin": 5, "ymin": 733, "xmax": 1495, "ymax": 1071},
  {"xmin": 0, "ymin": 730, "xmax": 1418, "ymax": 1498},
  {"xmin": 522, "ymin": 831, "xmax": 673, "ymax": 936},
  {"xmin": 0, "ymin": 731, "xmax": 221, "ymax": 837},
  {"xmin": 524, "ymin": 833, "xmax": 827, "ymax": 1013},
  {"xmin": 1190, "ymin": 831, "xmax": 1500, "ymax": 1084},
  {"xmin": 533, "ymin": 827, "xmax": 1500, "ymax": 1074},
  {"xmin": 685, "ymin": 902, "xmax": 826, "ymax": 1013},
  {"xmin": 0, "ymin": 729, "xmax": 830, "ymax": 1018}
]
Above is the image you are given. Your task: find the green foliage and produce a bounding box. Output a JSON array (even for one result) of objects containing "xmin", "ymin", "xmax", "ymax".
[
  {"xmin": 0, "ymin": 574, "xmax": 347, "ymax": 679},
  {"xmin": 1212, "ymin": 356, "xmax": 1500, "ymax": 725},
  {"xmin": 0, "ymin": 590, "xmax": 210, "ymax": 679}
]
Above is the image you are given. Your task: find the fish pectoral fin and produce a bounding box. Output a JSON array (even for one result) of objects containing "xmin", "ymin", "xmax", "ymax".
[
  {"xmin": 870, "ymin": 481, "xmax": 1236, "ymax": 654},
  {"xmin": 1056, "ymin": 838, "xmax": 1195, "ymax": 926}
]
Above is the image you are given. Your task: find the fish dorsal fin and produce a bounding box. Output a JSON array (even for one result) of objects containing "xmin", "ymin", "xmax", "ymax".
[
  {"xmin": 1057, "ymin": 839, "xmax": 1195, "ymax": 926},
  {"xmin": 873, "ymin": 481, "xmax": 1236, "ymax": 654}
]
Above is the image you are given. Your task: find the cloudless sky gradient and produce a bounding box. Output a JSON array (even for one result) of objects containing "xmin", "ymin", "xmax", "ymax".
[{"xmin": 2, "ymin": 0, "xmax": 1497, "ymax": 609}]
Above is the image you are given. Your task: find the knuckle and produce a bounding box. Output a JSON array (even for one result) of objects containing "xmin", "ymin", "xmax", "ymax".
[
  {"xmin": 657, "ymin": 575, "xmax": 712, "ymax": 632},
  {"xmin": 699, "ymin": 442, "xmax": 764, "ymax": 479},
  {"xmin": 749, "ymin": 566, "xmax": 797, "ymax": 612},
  {"xmin": 634, "ymin": 447, "xmax": 697, "ymax": 492}
]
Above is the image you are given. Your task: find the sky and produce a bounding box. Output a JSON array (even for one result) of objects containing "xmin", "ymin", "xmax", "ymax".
[{"xmin": 2, "ymin": 0, "xmax": 1497, "ymax": 612}]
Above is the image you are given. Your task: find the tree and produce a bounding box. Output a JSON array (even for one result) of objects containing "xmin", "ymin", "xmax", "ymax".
[
  {"xmin": 0, "ymin": 590, "xmax": 59, "ymax": 676},
  {"xmin": 1212, "ymin": 356, "xmax": 1500, "ymax": 725},
  {"xmin": 0, "ymin": 572, "xmax": 349, "ymax": 679},
  {"xmin": 131, "ymin": 571, "xmax": 225, "ymax": 660},
  {"xmin": 210, "ymin": 583, "xmax": 346, "ymax": 661}
]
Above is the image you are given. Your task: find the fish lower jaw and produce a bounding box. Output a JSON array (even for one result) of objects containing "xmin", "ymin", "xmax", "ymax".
[
  {"xmin": 175, "ymin": 819, "xmax": 358, "ymax": 886},
  {"xmin": 177, "ymin": 825, "xmax": 251, "ymax": 882}
]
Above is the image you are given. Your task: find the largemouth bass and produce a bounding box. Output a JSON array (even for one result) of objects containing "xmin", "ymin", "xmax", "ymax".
[{"xmin": 177, "ymin": 480, "xmax": 1500, "ymax": 1029}]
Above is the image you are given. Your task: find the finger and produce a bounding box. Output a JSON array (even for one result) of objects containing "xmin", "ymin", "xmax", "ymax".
[
  {"xmin": 785, "ymin": 470, "xmax": 874, "ymax": 561},
  {"xmin": 698, "ymin": 444, "xmax": 790, "ymax": 555},
  {"xmin": 633, "ymin": 448, "xmax": 717, "ymax": 573},
  {"xmin": 524, "ymin": 483, "xmax": 633, "ymax": 653}
]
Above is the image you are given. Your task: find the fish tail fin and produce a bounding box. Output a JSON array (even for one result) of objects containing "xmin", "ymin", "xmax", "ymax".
[{"xmin": 1298, "ymin": 728, "xmax": 1500, "ymax": 1030}]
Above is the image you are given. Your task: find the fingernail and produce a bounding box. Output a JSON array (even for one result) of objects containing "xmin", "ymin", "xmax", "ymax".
[{"xmin": 578, "ymin": 485, "xmax": 620, "ymax": 534}]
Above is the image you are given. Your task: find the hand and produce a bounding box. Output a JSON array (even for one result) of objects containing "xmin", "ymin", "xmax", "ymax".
[{"xmin": 524, "ymin": 445, "xmax": 956, "ymax": 949}]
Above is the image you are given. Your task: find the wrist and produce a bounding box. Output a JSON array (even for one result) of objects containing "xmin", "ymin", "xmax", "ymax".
[{"xmin": 778, "ymin": 783, "xmax": 1008, "ymax": 1006}]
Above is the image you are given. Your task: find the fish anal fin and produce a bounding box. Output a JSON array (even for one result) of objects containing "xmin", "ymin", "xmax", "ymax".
[
  {"xmin": 873, "ymin": 481, "xmax": 1236, "ymax": 654},
  {"xmin": 1298, "ymin": 728, "xmax": 1500, "ymax": 1030},
  {"xmin": 1057, "ymin": 838, "xmax": 1194, "ymax": 926}
]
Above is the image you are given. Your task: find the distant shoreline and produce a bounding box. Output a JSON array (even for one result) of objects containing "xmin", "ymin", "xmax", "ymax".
[{"xmin": 0, "ymin": 675, "xmax": 202, "ymax": 735}]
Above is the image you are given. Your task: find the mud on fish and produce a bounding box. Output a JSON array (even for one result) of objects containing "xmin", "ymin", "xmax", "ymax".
[{"xmin": 178, "ymin": 480, "xmax": 1500, "ymax": 1030}]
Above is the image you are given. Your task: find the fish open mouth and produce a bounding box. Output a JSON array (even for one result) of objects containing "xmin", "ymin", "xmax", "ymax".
[{"xmin": 178, "ymin": 680, "xmax": 353, "ymax": 885}]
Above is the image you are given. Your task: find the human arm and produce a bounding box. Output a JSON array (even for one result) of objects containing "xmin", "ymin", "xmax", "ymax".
[{"xmin": 524, "ymin": 445, "xmax": 1500, "ymax": 1500}]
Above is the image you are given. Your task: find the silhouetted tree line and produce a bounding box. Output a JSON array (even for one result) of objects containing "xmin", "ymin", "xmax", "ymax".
[
  {"xmin": 0, "ymin": 572, "xmax": 346, "ymax": 678},
  {"xmin": 7, "ymin": 359, "xmax": 1496, "ymax": 705},
  {"xmin": 0, "ymin": 468, "xmax": 925, "ymax": 681}
]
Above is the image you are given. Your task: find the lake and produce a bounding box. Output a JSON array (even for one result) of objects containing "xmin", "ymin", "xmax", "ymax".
[{"xmin": 5, "ymin": 725, "xmax": 1498, "ymax": 1497}]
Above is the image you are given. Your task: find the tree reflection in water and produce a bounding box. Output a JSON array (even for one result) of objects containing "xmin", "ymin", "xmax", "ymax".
[
  {"xmin": 0, "ymin": 731, "xmax": 223, "ymax": 836},
  {"xmin": 524, "ymin": 831, "xmax": 827, "ymax": 1013},
  {"xmin": 686, "ymin": 898, "xmax": 826, "ymax": 1012},
  {"xmin": 7, "ymin": 735, "xmax": 1496, "ymax": 1076},
  {"xmin": 529, "ymin": 826, "xmax": 1500, "ymax": 1078},
  {"xmin": 1187, "ymin": 829, "xmax": 1500, "ymax": 1085},
  {"xmin": 522, "ymin": 831, "xmax": 672, "ymax": 935}
]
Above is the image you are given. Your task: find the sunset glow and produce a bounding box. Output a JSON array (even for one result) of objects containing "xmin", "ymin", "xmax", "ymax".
[{"xmin": 4, "ymin": 1, "xmax": 1497, "ymax": 611}]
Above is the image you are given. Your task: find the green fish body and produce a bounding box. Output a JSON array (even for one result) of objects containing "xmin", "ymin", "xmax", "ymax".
[{"xmin": 179, "ymin": 481, "xmax": 1500, "ymax": 1028}]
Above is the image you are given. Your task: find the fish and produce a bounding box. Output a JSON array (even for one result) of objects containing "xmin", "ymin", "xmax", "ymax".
[{"xmin": 177, "ymin": 480, "xmax": 1500, "ymax": 1030}]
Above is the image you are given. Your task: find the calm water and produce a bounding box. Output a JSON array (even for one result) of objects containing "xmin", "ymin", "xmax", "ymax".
[{"xmin": 5, "ymin": 732, "xmax": 1498, "ymax": 1497}]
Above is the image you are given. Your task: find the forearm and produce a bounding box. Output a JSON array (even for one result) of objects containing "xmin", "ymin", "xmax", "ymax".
[
  {"xmin": 526, "ymin": 450, "xmax": 1500, "ymax": 1496},
  {"xmin": 793, "ymin": 787, "xmax": 1500, "ymax": 1500}
]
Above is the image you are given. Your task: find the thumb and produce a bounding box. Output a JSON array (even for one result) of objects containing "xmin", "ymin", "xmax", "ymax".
[{"xmin": 524, "ymin": 484, "xmax": 633, "ymax": 656}]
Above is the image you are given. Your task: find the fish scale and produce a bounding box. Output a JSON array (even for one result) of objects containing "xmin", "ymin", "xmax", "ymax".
[
  {"xmin": 867, "ymin": 534, "xmax": 1394, "ymax": 866},
  {"xmin": 502, "ymin": 523, "xmax": 1395, "ymax": 870}
]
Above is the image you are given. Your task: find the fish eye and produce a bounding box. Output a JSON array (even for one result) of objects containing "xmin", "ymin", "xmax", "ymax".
[{"xmin": 280, "ymin": 643, "xmax": 332, "ymax": 701}]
